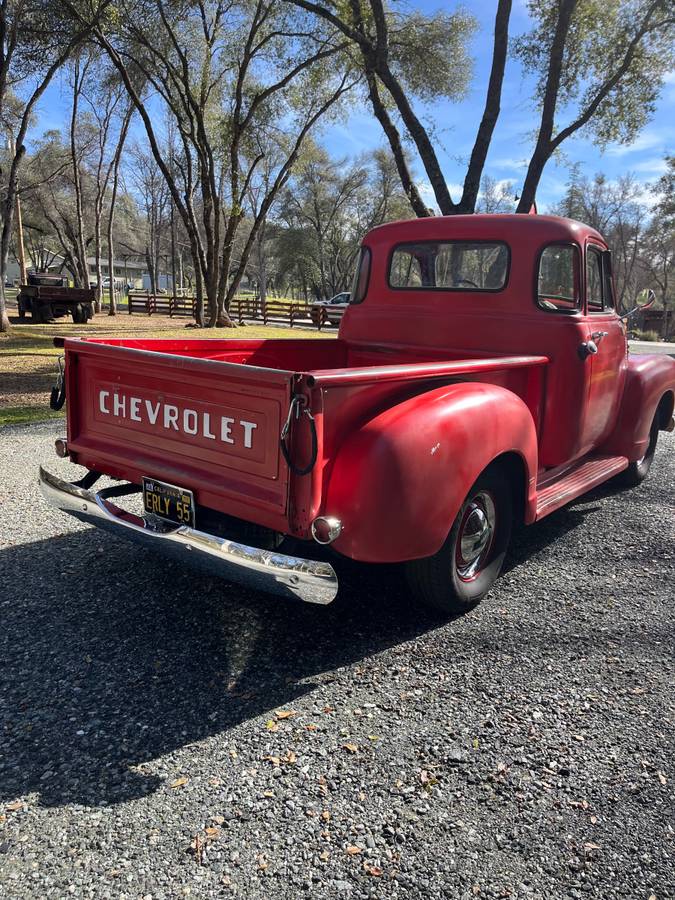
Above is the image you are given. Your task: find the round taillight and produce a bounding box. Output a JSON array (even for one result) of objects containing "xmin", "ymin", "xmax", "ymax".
[
  {"xmin": 311, "ymin": 516, "xmax": 342, "ymax": 545},
  {"xmin": 54, "ymin": 438, "xmax": 69, "ymax": 458}
]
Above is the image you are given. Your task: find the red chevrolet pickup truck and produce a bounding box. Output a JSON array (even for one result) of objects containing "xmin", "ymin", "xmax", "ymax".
[{"xmin": 40, "ymin": 215, "xmax": 675, "ymax": 614}]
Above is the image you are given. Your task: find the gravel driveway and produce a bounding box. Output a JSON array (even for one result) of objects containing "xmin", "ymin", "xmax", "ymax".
[{"xmin": 1, "ymin": 422, "xmax": 673, "ymax": 900}]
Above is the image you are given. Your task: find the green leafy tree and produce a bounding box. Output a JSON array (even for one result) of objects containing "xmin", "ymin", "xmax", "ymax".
[
  {"xmin": 653, "ymin": 156, "xmax": 675, "ymax": 226},
  {"xmin": 514, "ymin": 0, "xmax": 675, "ymax": 212},
  {"xmin": 22, "ymin": 127, "xmax": 96, "ymax": 285},
  {"xmin": 556, "ymin": 168, "xmax": 649, "ymax": 308},
  {"xmin": 289, "ymin": 1, "xmax": 674, "ymax": 219},
  {"xmin": 61, "ymin": 0, "xmax": 358, "ymax": 326},
  {"xmin": 642, "ymin": 157, "xmax": 675, "ymax": 337},
  {"xmin": 276, "ymin": 143, "xmax": 410, "ymax": 297},
  {"xmin": 287, "ymin": 0, "xmax": 509, "ymax": 215},
  {"xmin": 0, "ymin": 0, "xmax": 107, "ymax": 331}
]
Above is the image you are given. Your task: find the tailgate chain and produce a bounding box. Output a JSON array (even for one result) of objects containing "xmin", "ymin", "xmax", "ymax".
[{"xmin": 280, "ymin": 396, "xmax": 318, "ymax": 477}]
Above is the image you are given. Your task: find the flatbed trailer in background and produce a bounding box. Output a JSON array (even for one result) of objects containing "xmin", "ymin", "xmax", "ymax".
[{"xmin": 17, "ymin": 273, "xmax": 95, "ymax": 324}]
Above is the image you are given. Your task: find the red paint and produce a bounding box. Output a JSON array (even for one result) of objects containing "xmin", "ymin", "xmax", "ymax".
[{"xmin": 61, "ymin": 214, "xmax": 675, "ymax": 563}]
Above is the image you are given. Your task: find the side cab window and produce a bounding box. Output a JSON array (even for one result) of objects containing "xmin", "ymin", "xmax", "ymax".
[
  {"xmin": 586, "ymin": 244, "xmax": 615, "ymax": 313},
  {"xmin": 537, "ymin": 243, "xmax": 580, "ymax": 312}
]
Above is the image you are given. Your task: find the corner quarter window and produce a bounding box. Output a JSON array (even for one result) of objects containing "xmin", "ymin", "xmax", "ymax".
[
  {"xmin": 602, "ymin": 250, "xmax": 615, "ymax": 310},
  {"xmin": 587, "ymin": 246, "xmax": 605, "ymax": 312},
  {"xmin": 350, "ymin": 247, "xmax": 371, "ymax": 304},
  {"xmin": 389, "ymin": 241, "xmax": 509, "ymax": 291},
  {"xmin": 537, "ymin": 243, "xmax": 580, "ymax": 311}
]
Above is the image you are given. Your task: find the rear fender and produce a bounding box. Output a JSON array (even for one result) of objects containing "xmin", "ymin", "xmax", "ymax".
[
  {"xmin": 599, "ymin": 354, "xmax": 675, "ymax": 460},
  {"xmin": 325, "ymin": 382, "xmax": 538, "ymax": 563}
]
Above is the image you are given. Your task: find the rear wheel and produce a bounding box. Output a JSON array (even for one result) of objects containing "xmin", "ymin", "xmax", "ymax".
[
  {"xmin": 617, "ymin": 413, "xmax": 659, "ymax": 487},
  {"xmin": 406, "ymin": 465, "xmax": 513, "ymax": 616},
  {"xmin": 72, "ymin": 303, "xmax": 85, "ymax": 323}
]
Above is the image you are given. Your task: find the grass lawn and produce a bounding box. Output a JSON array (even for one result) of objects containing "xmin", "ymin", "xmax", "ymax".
[{"xmin": 0, "ymin": 313, "xmax": 334, "ymax": 427}]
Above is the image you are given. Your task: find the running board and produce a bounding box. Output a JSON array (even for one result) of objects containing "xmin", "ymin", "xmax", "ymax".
[{"xmin": 535, "ymin": 455, "xmax": 629, "ymax": 520}]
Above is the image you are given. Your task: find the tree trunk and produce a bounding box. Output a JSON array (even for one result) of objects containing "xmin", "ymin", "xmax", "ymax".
[
  {"xmin": 107, "ymin": 108, "xmax": 132, "ymax": 316},
  {"xmin": 364, "ymin": 70, "xmax": 430, "ymax": 217},
  {"xmin": 107, "ymin": 237, "xmax": 116, "ymax": 315},
  {"xmin": 516, "ymin": 0, "xmax": 577, "ymax": 213},
  {"xmin": 194, "ymin": 262, "xmax": 204, "ymax": 327},
  {"xmin": 0, "ymin": 144, "xmax": 26, "ymax": 332},
  {"xmin": 0, "ymin": 205, "xmax": 13, "ymax": 330},
  {"xmin": 0, "ymin": 284, "xmax": 9, "ymax": 332},
  {"xmin": 94, "ymin": 217, "xmax": 103, "ymax": 313},
  {"xmin": 258, "ymin": 247, "xmax": 267, "ymax": 307},
  {"xmin": 145, "ymin": 248, "xmax": 156, "ymax": 294},
  {"xmin": 70, "ymin": 60, "xmax": 91, "ymax": 288},
  {"xmin": 170, "ymin": 202, "xmax": 177, "ymax": 297},
  {"xmin": 460, "ymin": 0, "xmax": 512, "ymax": 213}
]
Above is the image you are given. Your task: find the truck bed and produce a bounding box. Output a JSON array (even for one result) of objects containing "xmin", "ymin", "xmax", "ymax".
[
  {"xmin": 63, "ymin": 337, "xmax": 548, "ymax": 537},
  {"xmin": 23, "ymin": 285, "xmax": 95, "ymax": 302}
]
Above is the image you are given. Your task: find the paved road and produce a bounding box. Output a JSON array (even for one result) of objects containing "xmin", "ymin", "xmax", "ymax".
[
  {"xmin": 1, "ymin": 423, "xmax": 674, "ymax": 899},
  {"xmin": 629, "ymin": 340, "xmax": 675, "ymax": 358}
]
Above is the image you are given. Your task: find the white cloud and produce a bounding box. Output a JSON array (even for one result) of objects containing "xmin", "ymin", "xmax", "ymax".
[
  {"xmin": 491, "ymin": 156, "xmax": 527, "ymax": 168},
  {"xmin": 417, "ymin": 180, "xmax": 465, "ymax": 205},
  {"xmin": 629, "ymin": 157, "xmax": 670, "ymax": 175},
  {"xmin": 606, "ymin": 130, "xmax": 669, "ymax": 157}
]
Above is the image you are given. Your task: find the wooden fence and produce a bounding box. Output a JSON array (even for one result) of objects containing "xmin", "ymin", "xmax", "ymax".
[
  {"xmin": 127, "ymin": 292, "xmax": 345, "ymax": 329},
  {"xmin": 128, "ymin": 293, "xmax": 196, "ymax": 317}
]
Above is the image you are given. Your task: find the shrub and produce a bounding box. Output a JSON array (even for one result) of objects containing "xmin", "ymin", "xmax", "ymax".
[{"xmin": 634, "ymin": 330, "xmax": 661, "ymax": 342}]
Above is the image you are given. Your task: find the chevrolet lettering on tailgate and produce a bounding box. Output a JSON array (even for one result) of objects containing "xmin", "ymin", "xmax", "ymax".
[{"xmin": 98, "ymin": 389, "xmax": 258, "ymax": 449}]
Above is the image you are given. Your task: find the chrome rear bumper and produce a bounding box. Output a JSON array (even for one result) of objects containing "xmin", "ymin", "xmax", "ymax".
[{"xmin": 38, "ymin": 467, "xmax": 338, "ymax": 605}]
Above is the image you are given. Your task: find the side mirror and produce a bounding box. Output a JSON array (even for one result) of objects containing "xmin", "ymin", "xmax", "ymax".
[{"xmin": 621, "ymin": 288, "xmax": 656, "ymax": 321}]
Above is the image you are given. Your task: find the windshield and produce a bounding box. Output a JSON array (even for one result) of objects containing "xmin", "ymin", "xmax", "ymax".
[{"xmin": 389, "ymin": 241, "xmax": 509, "ymax": 292}]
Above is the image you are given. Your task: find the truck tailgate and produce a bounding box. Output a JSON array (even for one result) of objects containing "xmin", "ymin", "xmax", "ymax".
[{"xmin": 65, "ymin": 340, "xmax": 293, "ymax": 529}]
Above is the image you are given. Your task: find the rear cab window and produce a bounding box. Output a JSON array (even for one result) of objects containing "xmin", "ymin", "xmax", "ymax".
[
  {"xmin": 389, "ymin": 241, "xmax": 509, "ymax": 292},
  {"xmin": 536, "ymin": 243, "xmax": 580, "ymax": 312}
]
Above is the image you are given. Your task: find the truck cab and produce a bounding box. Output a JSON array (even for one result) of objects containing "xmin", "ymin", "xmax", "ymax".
[
  {"xmin": 343, "ymin": 216, "xmax": 632, "ymax": 467},
  {"xmin": 40, "ymin": 215, "xmax": 675, "ymax": 615}
]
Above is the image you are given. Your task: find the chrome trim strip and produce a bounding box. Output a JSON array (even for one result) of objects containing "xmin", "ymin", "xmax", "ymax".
[{"xmin": 39, "ymin": 467, "xmax": 338, "ymax": 605}]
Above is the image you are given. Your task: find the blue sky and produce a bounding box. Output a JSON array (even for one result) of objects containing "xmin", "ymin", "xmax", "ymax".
[
  {"xmin": 322, "ymin": 0, "xmax": 675, "ymax": 210},
  {"xmin": 31, "ymin": 0, "xmax": 674, "ymax": 212}
]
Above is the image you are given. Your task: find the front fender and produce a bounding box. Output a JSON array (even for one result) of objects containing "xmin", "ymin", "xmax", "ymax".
[
  {"xmin": 325, "ymin": 383, "xmax": 538, "ymax": 563},
  {"xmin": 600, "ymin": 354, "xmax": 675, "ymax": 460}
]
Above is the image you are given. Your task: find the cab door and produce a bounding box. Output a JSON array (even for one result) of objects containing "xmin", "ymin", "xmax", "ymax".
[{"xmin": 581, "ymin": 243, "xmax": 627, "ymax": 453}]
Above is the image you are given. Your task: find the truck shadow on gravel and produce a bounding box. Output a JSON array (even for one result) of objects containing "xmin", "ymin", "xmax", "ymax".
[{"xmin": 0, "ymin": 502, "xmax": 595, "ymax": 809}]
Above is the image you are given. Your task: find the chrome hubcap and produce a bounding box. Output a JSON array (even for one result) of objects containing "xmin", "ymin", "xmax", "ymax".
[{"xmin": 456, "ymin": 491, "xmax": 496, "ymax": 581}]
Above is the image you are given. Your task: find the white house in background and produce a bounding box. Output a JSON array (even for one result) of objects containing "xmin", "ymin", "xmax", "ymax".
[
  {"xmin": 6, "ymin": 254, "xmax": 147, "ymax": 287},
  {"xmin": 88, "ymin": 257, "xmax": 146, "ymax": 288},
  {"xmin": 142, "ymin": 272, "xmax": 173, "ymax": 291}
]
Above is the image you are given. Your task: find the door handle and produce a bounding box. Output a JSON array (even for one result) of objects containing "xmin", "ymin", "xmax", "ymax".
[
  {"xmin": 591, "ymin": 330, "xmax": 608, "ymax": 343},
  {"xmin": 578, "ymin": 340, "xmax": 598, "ymax": 359}
]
